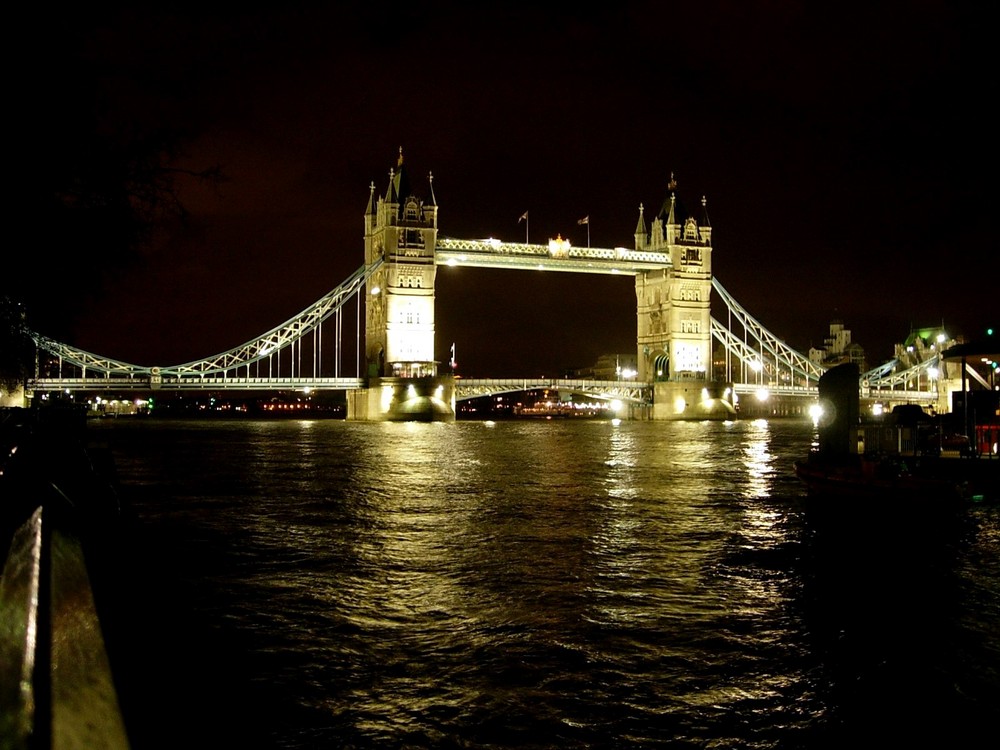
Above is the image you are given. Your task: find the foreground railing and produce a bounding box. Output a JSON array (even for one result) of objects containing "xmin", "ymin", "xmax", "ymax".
[{"xmin": 0, "ymin": 407, "xmax": 130, "ymax": 749}]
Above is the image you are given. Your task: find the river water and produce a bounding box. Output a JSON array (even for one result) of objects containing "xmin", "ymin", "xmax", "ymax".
[{"xmin": 88, "ymin": 416, "xmax": 999, "ymax": 749}]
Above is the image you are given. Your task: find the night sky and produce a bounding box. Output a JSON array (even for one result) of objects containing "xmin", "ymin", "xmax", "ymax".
[{"xmin": 31, "ymin": 4, "xmax": 996, "ymax": 378}]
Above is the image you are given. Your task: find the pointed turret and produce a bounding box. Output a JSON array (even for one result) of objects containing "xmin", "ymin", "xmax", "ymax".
[
  {"xmin": 385, "ymin": 167, "xmax": 398, "ymax": 204},
  {"xmin": 427, "ymin": 171, "xmax": 437, "ymax": 207},
  {"xmin": 699, "ymin": 195, "xmax": 712, "ymax": 244},
  {"xmin": 634, "ymin": 203, "xmax": 647, "ymax": 251}
]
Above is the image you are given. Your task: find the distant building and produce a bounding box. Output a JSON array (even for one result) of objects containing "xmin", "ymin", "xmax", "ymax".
[
  {"xmin": 809, "ymin": 320, "xmax": 867, "ymax": 371},
  {"xmin": 573, "ymin": 353, "xmax": 638, "ymax": 380},
  {"xmin": 895, "ymin": 325, "xmax": 954, "ymax": 371}
]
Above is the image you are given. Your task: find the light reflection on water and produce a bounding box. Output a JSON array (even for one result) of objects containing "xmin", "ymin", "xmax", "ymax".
[{"xmin": 91, "ymin": 417, "xmax": 997, "ymax": 750}]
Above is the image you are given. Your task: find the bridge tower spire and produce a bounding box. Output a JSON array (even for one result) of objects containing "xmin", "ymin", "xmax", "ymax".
[{"xmin": 350, "ymin": 149, "xmax": 454, "ymax": 420}]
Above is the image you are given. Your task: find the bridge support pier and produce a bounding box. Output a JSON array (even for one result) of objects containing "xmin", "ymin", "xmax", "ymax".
[
  {"xmin": 346, "ymin": 375, "xmax": 456, "ymax": 422},
  {"xmin": 651, "ymin": 380, "xmax": 737, "ymax": 421}
]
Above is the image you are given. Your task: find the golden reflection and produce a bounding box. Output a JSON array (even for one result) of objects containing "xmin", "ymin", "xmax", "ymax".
[{"xmin": 741, "ymin": 419, "xmax": 773, "ymax": 499}]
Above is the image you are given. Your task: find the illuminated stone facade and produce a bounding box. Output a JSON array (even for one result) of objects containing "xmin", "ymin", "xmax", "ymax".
[
  {"xmin": 363, "ymin": 149, "xmax": 439, "ymax": 379},
  {"xmin": 633, "ymin": 183, "xmax": 713, "ymax": 384},
  {"xmin": 351, "ymin": 150, "xmax": 455, "ymax": 421}
]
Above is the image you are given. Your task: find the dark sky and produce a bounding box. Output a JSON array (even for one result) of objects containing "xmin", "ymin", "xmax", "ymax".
[{"xmin": 36, "ymin": 3, "xmax": 997, "ymax": 377}]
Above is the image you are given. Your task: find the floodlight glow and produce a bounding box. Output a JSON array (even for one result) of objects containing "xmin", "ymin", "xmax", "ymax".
[
  {"xmin": 371, "ymin": 286, "xmax": 381, "ymax": 295},
  {"xmin": 749, "ymin": 359, "xmax": 763, "ymax": 372},
  {"xmin": 808, "ymin": 403, "xmax": 824, "ymax": 422},
  {"xmin": 755, "ymin": 387, "xmax": 770, "ymax": 402},
  {"xmin": 610, "ymin": 399, "xmax": 623, "ymax": 412},
  {"xmin": 674, "ymin": 397, "xmax": 686, "ymax": 414}
]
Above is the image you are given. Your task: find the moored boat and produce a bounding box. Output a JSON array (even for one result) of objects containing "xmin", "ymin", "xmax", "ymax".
[
  {"xmin": 794, "ymin": 453, "xmax": 970, "ymax": 502},
  {"xmin": 795, "ymin": 363, "xmax": 998, "ymax": 503}
]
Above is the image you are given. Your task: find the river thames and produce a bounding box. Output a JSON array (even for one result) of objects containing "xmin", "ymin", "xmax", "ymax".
[{"xmin": 89, "ymin": 416, "xmax": 998, "ymax": 749}]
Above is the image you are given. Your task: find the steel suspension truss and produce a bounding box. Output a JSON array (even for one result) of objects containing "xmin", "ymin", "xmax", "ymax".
[
  {"xmin": 32, "ymin": 261, "xmax": 381, "ymax": 379},
  {"xmin": 861, "ymin": 355, "xmax": 941, "ymax": 392},
  {"xmin": 711, "ymin": 278, "xmax": 824, "ymax": 388}
]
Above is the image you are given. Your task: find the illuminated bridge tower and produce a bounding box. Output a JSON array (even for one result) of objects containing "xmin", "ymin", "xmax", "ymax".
[
  {"xmin": 347, "ymin": 149, "xmax": 455, "ymax": 421},
  {"xmin": 634, "ymin": 180, "xmax": 735, "ymax": 419}
]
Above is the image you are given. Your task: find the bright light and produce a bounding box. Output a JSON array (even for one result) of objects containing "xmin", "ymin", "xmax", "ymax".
[
  {"xmin": 621, "ymin": 368, "xmax": 637, "ymax": 379},
  {"xmin": 674, "ymin": 396, "xmax": 686, "ymax": 414},
  {"xmin": 749, "ymin": 359, "xmax": 763, "ymax": 373},
  {"xmin": 371, "ymin": 286, "xmax": 381, "ymax": 295},
  {"xmin": 937, "ymin": 333, "xmax": 947, "ymax": 343},
  {"xmin": 928, "ymin": 367, "xmax": 939, "ymax": 380},
  {"xmin": 755, "ymin": 387, "xmax": 770, "ymax": 402},
  {"xmin": 407, "ymin": 384, "xmax": 417, "ymax": 397},
  {"xmin": 446, "ymin": 258, "xmax": 457, "ymax": 266},
  {"xmin": 808, "ymin": 403, "xmax": 824, "ymax": 423},
  {"xmin": 873, "ymin": 403, "xmax": 884, "ymax": 416},
  {"xmin": 548, "ymin": 235, "xmax": 571, "ymax": 256},
  {"xmin": 610, "ymin": 399, "xmax": 623, "ymax": 412},
  {"xmin": 303, "ymin": 386, "xmax": 312, "ymax": 394},
  {"xmin": 611, "ymin": 418, "xmax": 622, "ymax": 426}
]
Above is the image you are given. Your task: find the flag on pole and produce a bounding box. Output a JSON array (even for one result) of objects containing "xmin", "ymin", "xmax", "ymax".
[
  {"xmin": 519, "ymin": 211, "xmax": 529, "ymax": 222},
  {"xmin": 577, "ymin": 216, "xmax": 589, "ymax": 225}
]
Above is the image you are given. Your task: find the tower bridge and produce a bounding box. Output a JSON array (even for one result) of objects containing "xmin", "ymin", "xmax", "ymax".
[{"xmin": 24, "ymin": 152, "xmax": 955, "ymax": 421}]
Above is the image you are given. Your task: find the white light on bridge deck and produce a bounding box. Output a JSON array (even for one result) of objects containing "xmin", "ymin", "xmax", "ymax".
[{"xmin": 755, "ymin": 388, "xmax": 770, "ymax": 402}]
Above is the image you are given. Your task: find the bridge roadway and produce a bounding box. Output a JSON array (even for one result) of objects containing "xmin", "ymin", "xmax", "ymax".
[
  {"xmin": 27, "ymin": 376, "xmax": 651, "ymax": 403},
  {"xmin": 25, "ymin": 376, "xmax": 937, "ymax": 408}
]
